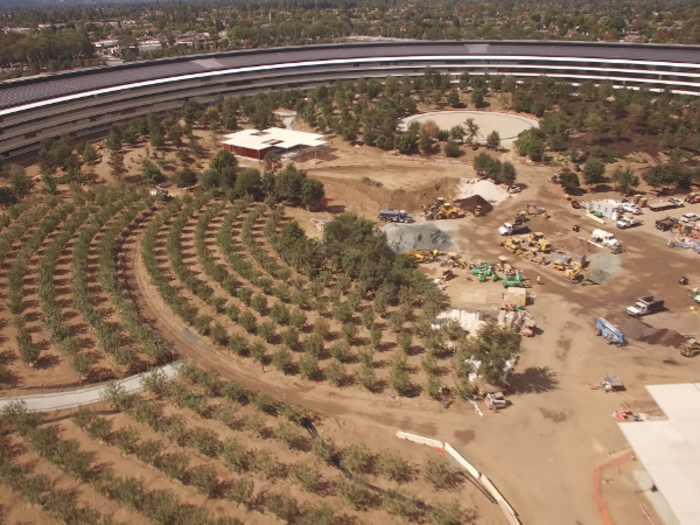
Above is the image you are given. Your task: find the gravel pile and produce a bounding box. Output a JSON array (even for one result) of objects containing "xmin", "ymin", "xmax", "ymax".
[
  {"xmin": 615, "ymin": 317, "xmax": 687, "ymax": 348},
  {"xmin": 587, "ymin": 253, "xmax": 622, "ymax": 284},
  {"xmin": 382, "ymin": 223, "xmax": 453, "ymax": 254},
  {"xmin": 456, "ymin": 178, "xmax": 510, "ymax": 205}
]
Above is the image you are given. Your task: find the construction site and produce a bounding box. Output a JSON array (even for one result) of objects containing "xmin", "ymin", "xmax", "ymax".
[{"xmin": 287, "ymin": 125, "xmax": 700, "ymax": 525}]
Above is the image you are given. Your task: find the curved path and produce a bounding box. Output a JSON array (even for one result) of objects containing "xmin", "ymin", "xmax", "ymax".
[
  {"xmin": 399, "ymin": 110, "xmax": 538, "ymax": 141},
  {"xmin": 0, "ymin": 362, "xmax": 180, "ymax": 413}
]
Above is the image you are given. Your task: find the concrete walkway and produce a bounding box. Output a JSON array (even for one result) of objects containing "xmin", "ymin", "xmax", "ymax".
[{"xmin": 0, "ymin": 362, "xmax": 181, "ymax": 413}]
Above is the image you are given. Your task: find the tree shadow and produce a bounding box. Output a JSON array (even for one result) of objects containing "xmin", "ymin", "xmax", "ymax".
[{"xmin": 508, "ymin": 366, "xmax": 559, "ymax": 394}]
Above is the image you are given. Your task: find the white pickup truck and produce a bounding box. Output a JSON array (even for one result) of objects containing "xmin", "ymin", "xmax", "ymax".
[{"xmin": 616, "ymin": 217, "xmax": 642, "ymax": 229}]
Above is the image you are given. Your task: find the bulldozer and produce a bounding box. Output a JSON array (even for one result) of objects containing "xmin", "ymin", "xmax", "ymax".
[
  {"xmin": 500, "ymin": 237, "xmax": 524, "ymax": 255},
  {"xmin": 563, "ymin": 266, "xmax": 591, "ymax": 283},
  {"xmin": 443, "ymin": 252, "xmax": 469, "ymax": 269},
  {"xmin": 405, "ymin": 250, "xmax": 436, "ymax": 263},
  {"xmin": 424, "ymin": 198, "xmax": 465, "ymax": 220},
  {"xmin": 680, "ymin": 338, "xmax": 700, "ymax": 357},
  {"xmin": 527, "ymin": 232, "xmax": 552, "ymax": 253}
]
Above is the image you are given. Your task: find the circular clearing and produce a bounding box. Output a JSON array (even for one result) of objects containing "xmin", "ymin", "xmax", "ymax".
[{"xmin": 399, "ymin": 110, "xmax": 538, "ymax": 142}]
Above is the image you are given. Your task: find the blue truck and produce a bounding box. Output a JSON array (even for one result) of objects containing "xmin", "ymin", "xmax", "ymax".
[
  {"xmin": 595, "ymin": 317, "xmax": 625, "ymax": 345},
  {"xmin": 379, "ymin": 209, "xmax": 413, "ymax": 223}
]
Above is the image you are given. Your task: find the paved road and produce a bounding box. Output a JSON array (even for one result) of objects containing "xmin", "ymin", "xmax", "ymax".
[{"xmin": 0, "ymin": 363, "xmax": 181, "ymax": 413}]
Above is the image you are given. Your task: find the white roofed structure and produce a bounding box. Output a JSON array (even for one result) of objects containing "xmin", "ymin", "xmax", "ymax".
[
  {"xmin": 618, "ymin": 383, "xmax": 700, "ymax": 525},
  {"xmin": 221, "ymin": 127, "xmax": 327, "ymax": 160}
]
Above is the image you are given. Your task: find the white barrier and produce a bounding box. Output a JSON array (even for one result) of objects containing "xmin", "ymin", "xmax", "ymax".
[
  {"xmin": 444, "ymin": 442, "xmax": 481, "ymax": 479},
  {"xmin": 395, "ymin": 430, "xmax": 444, "ymax": 449},
  {"xmin": 585, "ymin": 210, "xmax": 606, "ymax": 224}
]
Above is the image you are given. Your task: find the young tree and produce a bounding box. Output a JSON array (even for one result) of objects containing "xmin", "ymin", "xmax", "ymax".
[
  {"xmin": 611, "ymin": 166, "xmax": 640, "ymax": 194},
  {"xmin": 486, "ymin": 130, "xmax": 501, "ymax": 148},
  {"xmin": 105, "ymin": 125, "xmax": 122, "ymax": 152},
  {"xmin": 82, "ymin": 143, "xmax": 97, "ymax": 163},
  {"xmin": 419, "ymin": 130, "xmax": 433, "ymax": 155},
  {"xmin": 9, "ymin": 167, "xmax": 33, "ymax": 201},
  {"xmin": 447, "ymin": 90, "xmax": 462, "ymax": 108},
  {"xmin": 108, "ymin": 150, "xmax": 126, "ymax": 181},
  {"xmin": 172, "ymin": 168, "xmax": 198, "ymax": 188},
  {"xmin": 464, "ymin": 118, "xmax": 480, "ymax": 145},
  {"xmin": 210, "ymin": 149, "xmax": 237, "ymax": 172},
  {"xmin": 559, "ymin": 170, "xmax": 581, "ymax": 191},
  {"xmin": 583, "ymin": 158, "xmax": 606, "ymax": 186},
  {"xmin": 301, "ymin": 178, "xmax": 325, "ymax": 210},
  {"xmin": 141, "ymin": 159, "xmax": 163, "ymax": 184}
]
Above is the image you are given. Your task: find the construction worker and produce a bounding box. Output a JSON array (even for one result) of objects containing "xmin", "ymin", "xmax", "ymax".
[
  {"xmin": 433, "ymin": 249, "xmax": 439, "ymax": 257},
  {"xmin": 537, "ymin": 276, "xmax": 542, "ymax": 285}
]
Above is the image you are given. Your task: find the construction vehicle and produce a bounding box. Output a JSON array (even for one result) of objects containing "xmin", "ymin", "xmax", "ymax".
[
  {"xmin": 423, "ymin": 198, "xmax": 465, "ymax": 220},
  {"xmin": 441, "ymin": 268, "xmax": 455, "ymax": 281},
  {"xmin": 626, "ymin": 296, "xmax": 664, "ymax": 317},
  {"xmin": 686, "ymin": 193, "xmax": 700, "ymax": 204},
  {"xmin": 602, "ymin": 375, "xmax": 625, "ymax": 392},
  {"xmin": 379, "ymin": 209, "xmax": 413, "ymax": 223},
  {"xmin": 616, "ymin": 217, "xmax": 642, "ymax": 229},
  {"xmin": 503, "ymin": 278, "xmax": 531, "ymax": 288},
  {"xmin": 526, "ymin": 232, "xmax": 552, "ymax": 252},
  {"xmin": 563, "ymin": 267, "xmax": 591, "ymax": 283},
  {"xmin": 655, "ymin": 216, "xmax": 679, "ymax": 231},
  {"xmin": 680, "ymin": 338, "xmax": 700, "ymax": 357},
  {"xmin": 443, "ymin": 252, "xmax": 469, "ymax": 269},
  {"xmin": 405, "ymin": 251, "xmax": 435, "ymax": 263},
  {"xmin": 648, "ymin": 198, "xmax": 684, "ymax": 212},
  {"xmin": 526, "ymin": 204, "xmax": 549, "ymax": 218},
  {"xmin": 595, "ymin": 317, "xmax": 625, "ymax": 345},
  {"xmin": 498, "ymin": 222, "xmax": 529, "ymax": 236},
  {"xmin": 514, "ymin": 211, "xmax": 527, "ymax": 224},
  {"xmin": 500, "ymin": 238, "xmax": 524, "ymax": 255},
  {"xmin": 495, "ymin": 256, "xmax": 511, "ymax": 273}
]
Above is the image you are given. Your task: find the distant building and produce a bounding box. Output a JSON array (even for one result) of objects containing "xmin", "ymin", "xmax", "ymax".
[
  {"xmin": 138, "ymin": 40, "xmax": 163, "ymax": 53},
  {"xmin": 3, "ymin": 27, "xmax": 31, "ymax": 35},
  {"xmin": 222, "ymin": 127, "xmax": 326, "ymax": 160},
  {"xmin": 591, "ymin": 199, "xmax": 623, "ymax": 219}
]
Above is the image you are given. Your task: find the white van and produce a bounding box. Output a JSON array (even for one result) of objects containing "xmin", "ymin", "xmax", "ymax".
[{"xmin": 592, "ymin": 229, "xmax": 617, "ymax": 247}]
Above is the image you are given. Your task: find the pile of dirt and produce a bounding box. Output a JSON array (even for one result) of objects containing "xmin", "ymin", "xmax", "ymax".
[
  {"xmin": 382, "ymin": 223, "xmax": 453, "ymax": 253},
  {"xmin": 587, "ymin": 253, "xmax": 622, "ymax": 284},
  {"xmin": 454, "ymin": 195, "xmax": 493, "ymax": 215},
  {"xmin": 456, "ymin": 178, "xmax": 510, "ymax": 205},
  {"xmin": 615, "ymin": 317, "xmax": 687, "ymax": 348},
  {"xmin": 339, "ymin": 177, "xmax": 460, "ymax": 214}
]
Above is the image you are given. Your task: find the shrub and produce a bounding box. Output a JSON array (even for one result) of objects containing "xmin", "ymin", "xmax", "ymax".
[
  {"xmin": 227, "ymin": 478, "xmax": 255, "ymax": 506},
  {"xmin": 324, "ymin": 358, "xmax": 346, "ymax": 387},
  {"xmin": 280, "ymin": 327, "xmax": 299, "ymax": 350},
  {"xmin": 381, "ymin": 490, "xmax": 418, "ymax": 520},
  {"xmin": 275, "ymin": 422, "xmax": 307, "ymax": 451},
  {"xmin": 251, "ymin": 449, "xmax": 286, "ymax": 479},
  {"xmin": 289, "ymin": 309, "xmax": 307, "ymax": 329},
  {"xmin": 213, "ymin": 403, "xmax": 239, "ymax": 427},
  {"xmin": 251, "ymin": 392, "xmax": 277, "ymax": 414},
  {"xmin": 341, "ymin": 322, "xmax": 358, "ymax": 344},
  {"xmin": 329, "ymin": 340, "xmax": 351, "ymax": 363},
  {"xmin": 236, "ymin": 287, "xmax": 252, "ymax": 305},
  {"xmin": 193, "ymin": 315, "xmax": 212, "ymax": 336},
  {"xmin": 187, "ymin": 464, "xmax": 218, "ymax": 497},
  {"xmin": 209, "ymin": 322, "xmax": 228, "ymax": 346},
  {"xmin": 226, "ymin": 304, "xmax": 240, "ymax": 322},
  {"xmin": 333, "ymin": 302, "xmax": 353, "ymax": 323},
  {"xmin": 161, "ymin": 415, "xmax": 189, "ymax": 446},
  {"xmin": 298, "ymin": 503, "xmax": 335, "ymax": 525},
  {"xmin": 158, "ymin": 453, "xmax": 189, "ymax": 481},
  {"xmin": 313, "ymin": 317, "xmax": 330, "ymax": 339},
  {"xmin": 228, "ymin": 334, "xmax": 247, "ymax": 355},
  {"xmin": 341, "ymin": 443, "xmax": 373, "ymax": 474},
  {"xmin": 135, "ymin": 440, "xmax": 162, "ymax": 465},
  {"xmin": 335, "ymin": 478, "xmax": 371, "ymax": 510},
  {"xmin": 269, "ymin": 303, "xmax": 290, "ymax": 325},
  {"xmin": 258, "ymin": 321, "xmax": 275, "ymax": 343},
  {"xmin": 312, "ymin": 437, "xmax": 335, "ymax": 464},
  {"xmin": 220, "ymin": 437, "xmax": 249, "ymax": 472},
  {"xmin": 243, "ymin": 414, "xmax": 267, "ymax": 438},
  {"xmin": 298, "ymin": 353, "xmax": 319, "ymax": 380},
  {"xmin": 86, "ymin": 417, "xmax": 113, "ymax": 442},
  {"xmin": 112, "ymin": 427, "xmax": 140, "ymax": 454},
  {"xmin": 377, "ymin": 451, "xmax": 411, "ymax": 483},
  {"xmin": 239, "ymin": 311, "xmax": 257, "ymax": 334},
  {"xmin": 291, "ymin": 462, "xmax": 322, "ymax": 492},
  {"xmin": 429, "ymin": 501, "xmax": 462, "ymax": 525},
  {"xmin": 249, "ymin": 341, "xmax": 266, "ymax": 364},
  {"xmin": 189, "ymin": 427, "xmax": 221, "ymax": 457},
  {"xmin": 265, "ymin": 492, "xmax": 298, "ymax": 523},
  {"xmin": 357, "ymin": 362, "xmax": 377, "ymax": 392},
  {"xmin": 422, "ymin": 456, "xmax": 453, "ymax": 490},
  {"xmin": 251, "ymin": 294, "xmax": 268, "ymax": 314}
]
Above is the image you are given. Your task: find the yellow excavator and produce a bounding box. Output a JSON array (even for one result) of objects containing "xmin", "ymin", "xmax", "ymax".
[
  {"xmin": 405, "ymin": 250, "xmax": 437, "ymax": 263},
  {"xmin": 680, "ymin": 338, "xmax": 700, "ymax": 358},
  {"xmin": 526, "ymin": 204, "xmax": 549, "ymax": 219}
]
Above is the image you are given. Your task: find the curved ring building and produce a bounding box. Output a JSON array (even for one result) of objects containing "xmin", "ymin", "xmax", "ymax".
[{"xmin": 2, "ymin": 40, "xmax": 700, "ymax": 157}]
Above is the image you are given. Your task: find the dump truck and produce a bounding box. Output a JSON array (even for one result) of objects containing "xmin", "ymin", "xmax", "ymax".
[
  {"xmin": 648, "ymin": 198, "xmax": 684, "ymax": 212},
  {"xmin": 626, "ymin": 296, "xmax": 664, "ymax": 317},
  {"xmin": 595, "ymin": 317, "xmax": 625, "ymax": 345},
  {"xmin": 379, "ymin": 209, "xmax": 413, "ymax": 223},
  {"xmin": 655, "ymin": 216, "xmax": 679, "ymax": 231},
  {"xmin": 498, "ymin": 222, "xmax": 529, "ymax": 236}
]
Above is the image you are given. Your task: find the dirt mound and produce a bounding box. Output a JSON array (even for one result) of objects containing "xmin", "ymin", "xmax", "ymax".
[
  {"xmin": 587, "ymin": 253, "xmax": 622, "ymax": 284},
  {"xmin": 383, "ymin": 177, "xmax": 460, "ymax": 212},
  {"xmin": 454, "ymin": 195, "xmax": 493, "ymax": 215},
  {"xmin": 614, "ymin": 317, "xmax": 687, "ymax": 348},
  {"xmin": 456, "ymin": 178, "xmax": 510, "ymax": 204},
  {"xmin": 382, "ymin": 223, "xmax": 453, "ymax": 253}
]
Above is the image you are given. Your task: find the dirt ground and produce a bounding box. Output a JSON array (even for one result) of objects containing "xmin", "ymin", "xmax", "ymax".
[{"xmin": 6, "ymin": 108, "xmax": 700, "ymax": 525}]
